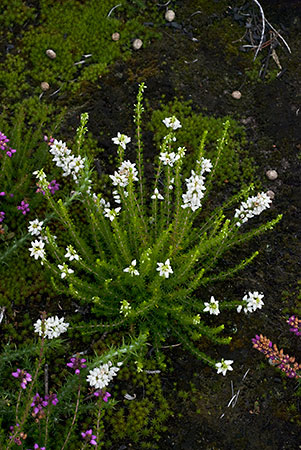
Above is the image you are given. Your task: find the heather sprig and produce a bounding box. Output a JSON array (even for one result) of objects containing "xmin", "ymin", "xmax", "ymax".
[{"xmin": 29, "ymin": 85, "xmax": 282, "ymax": 373}]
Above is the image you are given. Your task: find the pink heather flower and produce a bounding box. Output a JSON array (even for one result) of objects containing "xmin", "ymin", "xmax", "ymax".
[
  {"xmin": 0, "ymin": 131, "xmax": 16, "ymax": 157},
  {"xmin": 44, "ymin": 392, "xmax": 58, "ymax": 406},
  {"xmin": 0, "ymin": 211, "xmax": 5, "ymax": 222},
  {"xmin": 0, "ymin": 192, "xmax": 5, "ymax": 196},
  {"xmin": 12, "ymin": 369, "xmax": 32, "ymax": 389},
  {"xmin": 31, "ymin": 393, "xmax": 48, "ymax": 416},
  {"xmin": 81, "ymin": 429, "xmax": 97, "ymax": 446},
  {"xmin": 48, "ymin": 179, "xmax": 60, "ymax": 195},
  {"xmin": 94, "ymin": 390, "xmax": 111, "ymax": 402},
  {"xmin": 67, "ymin": 356, "xmax": 87, "ymax": 375},
  {"xmin": 17, "ymin": 200, "xmax": 30, "ymax": 215}
]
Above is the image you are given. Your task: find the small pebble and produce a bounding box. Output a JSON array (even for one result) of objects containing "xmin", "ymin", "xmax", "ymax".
[
  {"xmin": 165, "ymin": 10, "xmax": 176, "ymax": 22},
  {"xmin": 132, "ymin": 39, "xmax": 143, "ymax": 50},
  {"xmin": 46, "ymin": 49, "xmax": 56, "ymax": 59},
  {"xmin": 112, "ymin": 32, "xmax": 120, "ymax": 41},
  {"xmin": 266, "ymin": 169, "xmax": 278, "ymax": 181},
  {"xmin": 231, "ymin": 90, "xmax": 242, "ymax": 99},
  {"xmin": 266, "ymin": 190, "xmax": 275, "ymax": 200},
  {"xmin": 41, "ymin": 82, "xmax": 50, "ymax": 91}
]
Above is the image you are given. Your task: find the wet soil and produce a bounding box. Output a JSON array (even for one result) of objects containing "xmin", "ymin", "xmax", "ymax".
[{"xmin": 64, "ymin": 1, "xmax": 301, "ymax": 448}]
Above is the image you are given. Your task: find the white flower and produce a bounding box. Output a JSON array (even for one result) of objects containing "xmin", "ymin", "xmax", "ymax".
[
  {"xmin": 235, "ymin": 192, "xmax": 272, "ymax": 226},
  {"xmin": 120, "ymin": 300, "xmax": 131, "ymax": 317},
  {"xmin": 123, "ymin": 260, "xmax": 140, "ymax": 276},
  {"xmin": 198, "ymin": 157, "xmax": 213, "ymax": 174},
  {"xmin": 193, "ymin": 314, "xmax": 201, "ymax": 325},
  {"xmin": 177, "ymin": 146, "xmax": 186, "ymax": 158},
  {"xmin": 159, "ymin": 152, "xmax": 180, "ymax": 167},
  {"xmin": 65, "ymin": 245, "xmax": 80, "ymax": 261},
  {"xmin": 157, "ymin": 259, "xmax": 173, "ymax": 278},
  {"xmin": 203, "ymin": 296, "xmax": 220, "ymax": 315},
  {"xmin": 215, "ymin": 359, "xmax": 234, "ymax": 376},
  {"xmin": 151, "ymin": 188, "xmax": 164, "ymax": 200},
  {"xmin": 241, "ymin": 291, "xmax": 265, "ymax": 313},
  {"xmin": 104, "ymin": 207, "xmax": 121, "ymax": 222},
  {"xmin": 29, "ymin": 240, "xmax": 46, "ymax": 260},
  {"xmin": 181, "ymin": 170, "xmax": 207, "ymax": 212},
  {"xmin": 87, "ymin": 361, "xmax": 122, "ymax": 389},
  {"xmin": 28, "ymin": 219, "xmax": 44, "ymax": 236},
  {"xmin": 162, "ymin": 116, "xmax": 182, "ymax": 130},
  {"xmin": 58, "ymin": 263, "xmax": 74, "ymax": 279},
  {"xmin": 34, "ymin": 316, "xmax": 69, "ymax": 339},
  {"xmin": 112, "ymin": 132, "xmax": 131, "ymax": 150},
  {"xmin": 110, "ymin": 160, "xmax": 138, "ymax": 188}
]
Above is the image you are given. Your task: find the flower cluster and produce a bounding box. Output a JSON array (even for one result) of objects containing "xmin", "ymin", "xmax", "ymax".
[
  {"xmin": 17, "ymin": 200, "xmax": 30, "ymax": 215},
  {"xmin": 58, "ymin": 263, "xmax": 74, "ymax": 279},
  {"xmin": 159, "ymin": 151, "xmax": 180, "ymax": 167},
  {"xmin": 181, "ymin": 158, "xmax": 212, "ymax": 212},
  {"xmin": 156, "ymin": 259, "xmax": 173, "ymax": 278},
  {"xmin": 31, "ymin": 392, "xmax": 58, "ymax": 417},
  {"xmin": 237, "ymin": 291, "xmax": 264, "ymax": 313},
  {"xmin": 29, "ymin": 240, "xmax": 46, "ymax": 261},
  {"xmin": 252, "ymin": 334, "xmax": 301, "ymax": 379},
  {"xmin": 67, "ymin": 356, "xmax": 87, "ymax": 375},
  {"xmin": 81, "ymin": 429, "xmax": 97, "ymax": 446},
  {"xmin": 0, "ymin": 211, "xmax": 5, "ymax": 223},
  {"xmin": 235, "ymin": 192, "xmax": 272, "ymax": 227},
  {"xmin": 112, "ymin": 132, "xmax": 131, "ymax": 150},
  {"xmin": 94, "ymin": 390, "xmax": 111, "ymax": 402},
  {"xmin": 28, "ymin": 219, "xmax": 44, "ymax": 236},
  {"xmin": 65, "ymin": 245, "xmax": 80, "ymax": 261},
  {"xmin": 162, "ymin": 116, "xmax": 182, "ymax": 130},
  {"xmin": 87, "ymin": 361, "xmax": 122, "ymax": 390},
  {"xmin": 12, "ymin": 369, "xmax": 32, "ymax": 389},
  {"xmin": 49, "ymin": 139, "xmax": 85, "ymax": 181},
  {"xmin": 0, "ymin": 131, "xmax": 16, "ymax": 157},
  {"xmin": 120, "ymin": 300, "xmax": 131, "ymax": 317},
  {"xmin": 34, "ymin": 316, "xmax": 69, "ymax": 339},
  {"xmin": 287, "ymin": 315, "xmax": 301, "ymax": 336},
  {"xmin": 109, "ymin": 160, "xmax": 138, "ymax": 188}
]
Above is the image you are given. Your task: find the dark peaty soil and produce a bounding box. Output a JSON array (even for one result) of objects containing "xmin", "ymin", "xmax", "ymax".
[{"xmin": 62, "ymin": 0, "xmax": 301, "ymax": 448}]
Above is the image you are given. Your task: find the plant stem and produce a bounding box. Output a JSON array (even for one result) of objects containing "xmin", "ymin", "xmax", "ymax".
[{"xmin": 60, "ymin": 378, "xmax": 82, "ymax": 450}]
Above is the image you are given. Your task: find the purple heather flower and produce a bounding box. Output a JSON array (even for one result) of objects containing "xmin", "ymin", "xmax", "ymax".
[
  {"xmin": 0, "ymin": 192, "xmax": 5, "ymax": 196},
  {"xmin": 81, "ymin": 429, "xmax": 97, "ymax": 446},
  {"xmin": 45, "ymin": 392, "xmax": 58, "ymax": 406},
  {"xmin": 67, "ymin": 356, "xmax": 87, "ymax": 375},
  {"xmin": 26, "ymin": 445, "xmax": 46, "ymax": 450},
  {"xmin": 0, "ymin": 131, "xmax": 16, "ymax": 157},
  {"xmin": 0, "ymin": 211, "xmax": 5, "ymax": 222},
  {"xmin": 48, "ymin": 179, "xmax": 60, "ymax": 195},
  {"xmin": 17, "ymin": 200, "xmax": 30, "ymax": 215},
  {"xmin": 12, "ymin": 369, "xmax": 32, "ymax": 389},
  {"xmin": 94, "ymin": 390, "xmax": 111, "ymax": 402},
  {"xmin": 287, "ymin": 315, "xmax": 301, "ymax": 337},
  {"xmin": 31, "ymin": 393, "xmax": 48, "ymax": 416}
]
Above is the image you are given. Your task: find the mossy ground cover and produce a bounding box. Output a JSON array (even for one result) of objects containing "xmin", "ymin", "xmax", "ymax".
[{"xmin": 0, "ymin": 0, "xmax": 301, "ymax": 448}]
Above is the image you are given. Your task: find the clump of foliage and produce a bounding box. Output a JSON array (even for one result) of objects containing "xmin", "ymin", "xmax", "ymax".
[
  {"xmin": 147, "ymin": 98, "xmax": 256, "ymax": 189},
  {"xmin": 0, "ymin": 315, "xmax": 146, "ymax": 449},
  {"xmin": 28, "ymin": 84, "xmax": 281, "ymax": 373}
]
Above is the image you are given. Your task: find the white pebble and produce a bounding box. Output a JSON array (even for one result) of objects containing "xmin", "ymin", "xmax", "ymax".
[
  {"xmin": 231, "ymin": 90, "xmax": 242, "ymax": 99},
  {"xmin": 46, "ymin": 49, "xmax": 56, "ymax": 59},
  {"xmin": 132, "ymin": 39, "xmax": 143, "ymax": 50},
  {"xmin": 266, "ymin": 170, "xmax": 278, "ymax": 181},
  {"xmin": 112, "ymin": 32, "xmax": 120, "ymax": 41},
  {"xmin": 165, "ymin": 10, "xmax": 175, "ymax": 22},
  {"xmin": 266, "ymin": 190, "xmax": 275, "ymax": 200},
  {"xmin": 40, "ymin": 82, "xmax": 50, "ymax": 91}
]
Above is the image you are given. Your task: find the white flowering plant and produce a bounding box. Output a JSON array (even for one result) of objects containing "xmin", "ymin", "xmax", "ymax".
[{"xmin": 29, "ymin": 83, "xmax": 282, "ymax": 371}]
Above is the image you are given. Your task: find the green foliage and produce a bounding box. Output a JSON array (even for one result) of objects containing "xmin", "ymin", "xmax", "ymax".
[
  {"xmin": 32, "ymin": 85, "xmax": 281, "ymax": 369},
  {"xmin": 0, "ymin": 0, "xmax": 161, "ymax": 111},
  {"xmin": 103, "ymin": 363, "xmax": 171, "ymax": 447},
  {"xmin": 147, "ymin": 98, "xmax": 256, "ymax": 190},
  {"xmin": 0, "ymin": 329, "xmax": 147, "ymax": 449}
]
